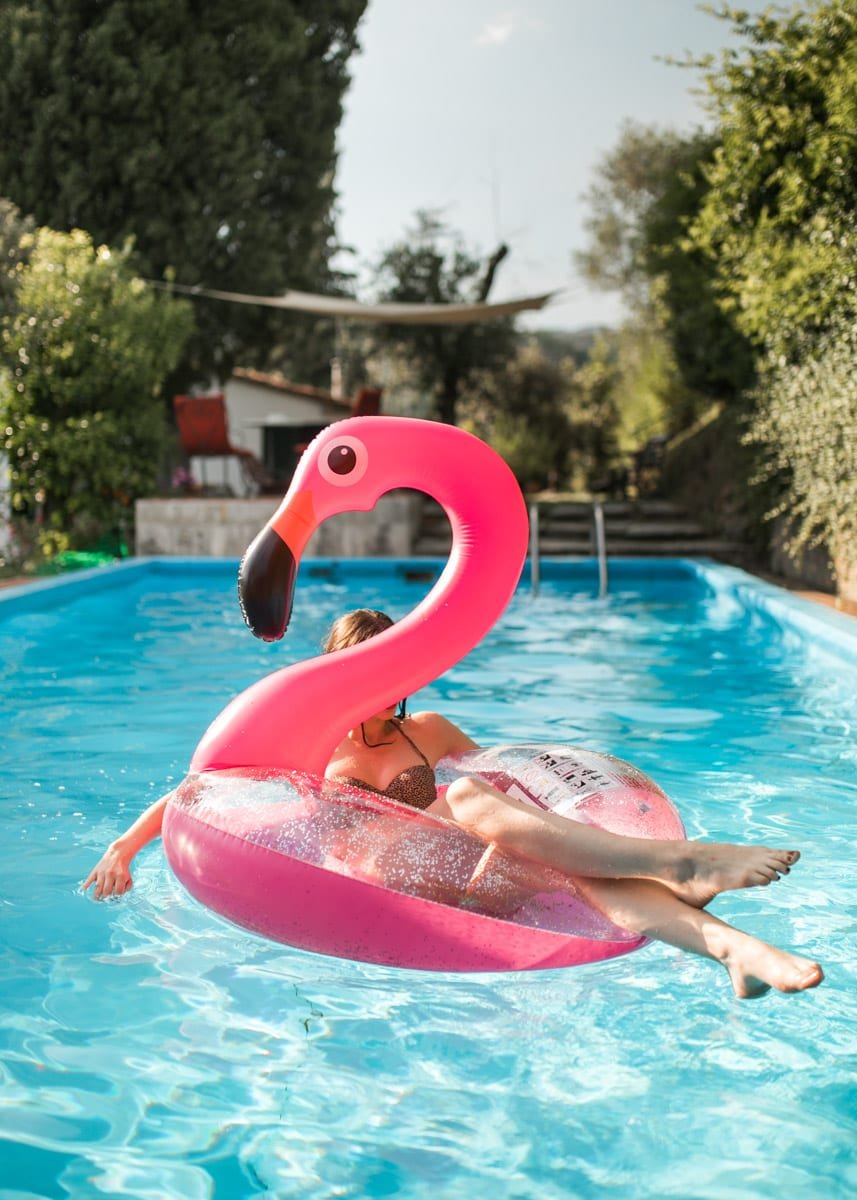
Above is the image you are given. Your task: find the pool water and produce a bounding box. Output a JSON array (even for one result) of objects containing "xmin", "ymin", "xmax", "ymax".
[{"xmin": 2, "ymin": 558, "xmax": 856, "ymax": 1199}]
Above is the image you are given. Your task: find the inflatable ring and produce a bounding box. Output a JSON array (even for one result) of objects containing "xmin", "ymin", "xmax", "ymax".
[{"xmin": 163, "ymin": 417, "xmax": 685, "ymax": 972}]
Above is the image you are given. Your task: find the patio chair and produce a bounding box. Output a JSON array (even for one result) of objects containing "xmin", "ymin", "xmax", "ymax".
[
  {"xmin": 173, "ymin": 393, "xmax": 280, "ymax": 495},
  {"xmin": 350, "ymin": 386, "xmax": 382, "ymax": 417}
]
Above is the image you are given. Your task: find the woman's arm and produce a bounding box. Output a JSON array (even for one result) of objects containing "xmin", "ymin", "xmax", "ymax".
[{"xmin": 82, "ymin": 790, "xmax": 173, "ymax": 899}]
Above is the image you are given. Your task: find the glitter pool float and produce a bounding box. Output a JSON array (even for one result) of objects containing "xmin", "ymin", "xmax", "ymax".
[{"xmin": 163, "ymin": 417, "xmax": 684, "ymax": 971}]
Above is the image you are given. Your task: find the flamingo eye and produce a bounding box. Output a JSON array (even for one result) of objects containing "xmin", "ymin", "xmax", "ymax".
[{"xmin": 318, "ymin": 436, "xmax": 368, "ymax": 487}]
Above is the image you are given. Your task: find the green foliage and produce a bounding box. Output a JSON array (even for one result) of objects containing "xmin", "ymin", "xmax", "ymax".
[
  {"xmin": 679, "ymin": 1, "xmax": 857, "ymax": 584},
  {"xmin": 578, "ymin": 122, "xmax": 754, "ymax": 408},
  {"xmin": 745, "ymin": 318, "xmax": 857, "ymax": 576},
  {"xmin": 579, "ymin": 123, "xmax": 698, "ymax": 297},
  {"xmin": 461, "ymin": 342, "xmax": 573, "ymax": 489},
  {"xmin": 609, "ymin": 306, "xmax": 688, "ymax": 449},
  {"xmin": 527, "ymin": 326, "xmax": 607, "ymax": 370},
  {"xmin": 0, "ymin": 198, "xmax": 34, "ymax": 321},
  {"xmin": 571, "ymin": 4, "xmax": 857, "ymax": 585},
  {"xmin": 565, "ymin": 335, "xmax": 622, "ymax": 490},
  {"xmin": 0, "ymin": 1, "xmax": 366, "ymax": 383},
  {"xmin": 371, "ymin": 211, "xmax": 516, "ymax": 424},
  {"xmin": 1, "ymin": 228, "xmax": 193, "ymax": 553},
  {"xmin": 558, "ymin": 316, "xmax": 686, "ymax": 494},
  {"xmin": 690, "ymin": 1, "xmax": 857, "ymax": 355}
]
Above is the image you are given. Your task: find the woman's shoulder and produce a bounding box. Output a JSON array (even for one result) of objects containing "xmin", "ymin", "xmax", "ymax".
[
  {"xmin": 406, "ymin": 711, "xmax": 478, "ymax": 754},
  {"xmin": 406, "ymin": 710, "xmax": 456, "ymax": 735}
]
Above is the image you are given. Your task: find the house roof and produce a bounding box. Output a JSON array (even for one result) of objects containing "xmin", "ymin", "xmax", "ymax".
[{"xmin": 231, "ymin": 368, "xmax": 350, "ymax": 411}]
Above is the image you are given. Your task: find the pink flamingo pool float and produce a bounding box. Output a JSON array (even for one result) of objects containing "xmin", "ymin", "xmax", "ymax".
[{"xmin": 162, "ymin": 417, "xmax": 684, "ymax": 971}]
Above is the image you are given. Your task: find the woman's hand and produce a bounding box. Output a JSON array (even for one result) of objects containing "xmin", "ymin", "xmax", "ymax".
[
  {"xmin": 81, "ymin": 790, "xmax": 173, "ymax": 900},
  {"xmin": 83, "ymin": 843, "xmax": 134, "ymax": 900}
]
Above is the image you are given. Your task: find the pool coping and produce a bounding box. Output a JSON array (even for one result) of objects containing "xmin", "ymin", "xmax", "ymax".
[{"xmin": 2, "ymin": 555, "xmax": 857, "ymax": 662}]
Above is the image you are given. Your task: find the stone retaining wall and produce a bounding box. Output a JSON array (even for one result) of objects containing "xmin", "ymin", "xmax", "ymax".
[
  {"xmin": 770, "ymin": 517, "xmax": 857, "ymax": 605},
  {"xmin": 135, "ymin": 492, "xmax": 422, "ymax": 558}
]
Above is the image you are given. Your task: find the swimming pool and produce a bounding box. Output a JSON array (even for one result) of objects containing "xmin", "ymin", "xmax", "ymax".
[{"xmin": 2, "ymin": 557, "xmax": 856, "ymax": 1198}]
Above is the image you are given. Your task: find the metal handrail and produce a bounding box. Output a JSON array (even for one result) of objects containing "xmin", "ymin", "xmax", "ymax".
[
  {"xmin": 529, "ymin": 502, "xmax": 540, "ymax": 596},
  {"xmin": 593, "ymin": 502, "xmax": 608, "ymax": 597}
]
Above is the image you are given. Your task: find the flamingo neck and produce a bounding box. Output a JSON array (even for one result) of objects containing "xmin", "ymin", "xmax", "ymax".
[{"xmin": 191, "ymin": 443, "xmax": 529, "ymax": 777}]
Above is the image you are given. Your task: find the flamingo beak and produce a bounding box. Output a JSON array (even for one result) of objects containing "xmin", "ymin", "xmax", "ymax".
[{"xmin": 238, "ymin": 489, "xmax": 317, "ymax": 641}]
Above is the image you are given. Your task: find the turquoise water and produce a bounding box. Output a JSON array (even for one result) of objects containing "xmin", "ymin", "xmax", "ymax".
[{"xmin": 2, "ymin": 558, "xmax": 856, "ymax": 1199}]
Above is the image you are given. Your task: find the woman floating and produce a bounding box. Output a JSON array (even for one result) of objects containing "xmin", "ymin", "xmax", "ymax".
[{"xmin": 85, "ymin": 609, "xmax": 822, "ymax": 1000}]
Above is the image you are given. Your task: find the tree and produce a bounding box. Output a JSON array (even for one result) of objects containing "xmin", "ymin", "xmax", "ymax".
[
  {"xmin": 1, "ymin": 228, "xmax": 194, "ymax": 554},
  {"xmin": 0, "ymin": 198, "xmax": 34, "ymax": 321},
  {"xmin": 371, "ymin": 212, "xmax": 516, "ymax": 425},
  {"xmin": 0, "ymin": 1, "xmax": 366, "ymax": 383},
  {"xmin": 609, "ymin": 303, "xmax": 690, "ymax": 449},
  {"xmin": 565, "ymin": 335, "xmax": 622, "ymax": 491},
  {"xmin": 689, "ymin": 2, "xmax": 857, "ymax": 356},
  {"xmin": 578, "ymin": 121, "xmax": 754, "ymax": 412},
  {"xmin": 460, "ymin": 342, "xmax": 574, "ymax": 490},
  {"xmin": 578, "ymin": 123, "xmax": 696, "ymax": 301}
]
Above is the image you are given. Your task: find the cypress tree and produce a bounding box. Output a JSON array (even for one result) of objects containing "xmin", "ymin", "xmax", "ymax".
[{"xmin": 0, "ymin": 1, "xmax": 366, "ymax": 382}]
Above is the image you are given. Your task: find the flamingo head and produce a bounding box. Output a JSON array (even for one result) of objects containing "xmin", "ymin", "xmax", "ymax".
[{"xmin": 239, "ymin": 416, "xmax": 456, "ymax": 641}]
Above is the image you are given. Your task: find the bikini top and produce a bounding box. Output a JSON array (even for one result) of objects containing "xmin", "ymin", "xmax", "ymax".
[{"xmin": 333, "ymin": 723, "xmax": 438, "ymax": 811}]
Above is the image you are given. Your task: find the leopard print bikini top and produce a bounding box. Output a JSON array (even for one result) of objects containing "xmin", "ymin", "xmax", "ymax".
[{"xmin": 333, "ymin": 723, "xmax": 437, "ymax": 811}]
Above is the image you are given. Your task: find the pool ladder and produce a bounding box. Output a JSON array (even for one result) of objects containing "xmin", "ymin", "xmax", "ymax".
[
  {"xmin": 528, "ymin": 501, "xmax": 609, "ymax": 598},
  {"xmin": 593, "ymin": 502, "xmax": 609, "ymax": 598},
  {"xmin": 529, "ymin": 503, "xmax": 541, "ymax": 595}
]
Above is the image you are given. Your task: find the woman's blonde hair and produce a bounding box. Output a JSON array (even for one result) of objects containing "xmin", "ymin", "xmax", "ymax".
[{"xmin": 323, "ymin": 609, "xmax": 393, "ymax": 654}]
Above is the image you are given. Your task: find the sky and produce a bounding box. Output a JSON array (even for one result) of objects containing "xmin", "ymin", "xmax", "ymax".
[{"xmin": 334, "ymin": 0, "xmax": 761, "ymax": 332}]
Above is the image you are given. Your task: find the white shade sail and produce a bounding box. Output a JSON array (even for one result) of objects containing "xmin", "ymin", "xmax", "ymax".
[{"xmin": 149, "ymin": 281, "xmax": 557, "ymax": 324}]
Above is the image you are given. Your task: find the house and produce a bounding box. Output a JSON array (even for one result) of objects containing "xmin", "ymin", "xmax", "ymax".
[
  {"xmin": 140, "ymin": 374, "xmax": 403, "ymax": 556},
  {"xmin": 178, "ymin": 370, "xmax": 382, "ymax": 496},
  {"xmin": 215, "ymin": 369, "xmax": 350, "ymax": 494}
]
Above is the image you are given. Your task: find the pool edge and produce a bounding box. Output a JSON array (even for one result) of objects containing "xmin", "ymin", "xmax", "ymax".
[{"xmin": 2, "ymin": 555, "xmax": 856, "ymax": 662}]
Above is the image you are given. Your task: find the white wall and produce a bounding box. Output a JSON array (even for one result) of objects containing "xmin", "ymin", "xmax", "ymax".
[
  {"xmin": 185, "ymin": 379, "xmax": 346, "ymax": 497},
  {"xmin": 224, "ymin": 378, "xmax": 344, "ymax": 457}
]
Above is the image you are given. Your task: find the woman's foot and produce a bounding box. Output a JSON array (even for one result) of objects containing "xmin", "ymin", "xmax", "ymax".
[
  {"xmin": 718, "ymin": 932, "xmax": 824, "ymax": 999},
  {"xmin": 657, "ymin": 844, "xmax": 800, "ymax": 908}
]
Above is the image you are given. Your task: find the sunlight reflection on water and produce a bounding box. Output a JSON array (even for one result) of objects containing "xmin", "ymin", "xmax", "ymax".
[{"xmin": 1, "ymin": 561, "xmax": 856, "ymax": 1198}]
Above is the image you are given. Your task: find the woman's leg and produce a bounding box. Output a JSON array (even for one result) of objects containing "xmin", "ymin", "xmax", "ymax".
[
  {"xmin": 433, "ymin": 777, "xmax": 799, "ymax": 907},
  {"xmin": 575, "ymin": 875, "xmax": 823, "ymax": 998}
]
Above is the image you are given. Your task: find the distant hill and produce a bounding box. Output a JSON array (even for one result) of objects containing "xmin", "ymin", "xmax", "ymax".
[{"xmin": 522, "ymin": 325, "xmax": 611, "ymax": 367}]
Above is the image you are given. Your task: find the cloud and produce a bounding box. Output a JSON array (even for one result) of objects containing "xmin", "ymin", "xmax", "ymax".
[{"xmin": 475, "ymin": 13, "xmax": 520, "ymax": 47}]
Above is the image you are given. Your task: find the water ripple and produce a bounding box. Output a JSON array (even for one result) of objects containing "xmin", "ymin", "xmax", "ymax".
[{"xmin": 2, "ymin": 566, "xmax": 856, "ymax": 1197}]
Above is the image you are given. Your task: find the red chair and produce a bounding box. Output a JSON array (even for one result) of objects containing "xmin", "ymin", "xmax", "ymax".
[
  {"xmin": 173, "ymin": 393, "xmax": 280, "ymax": 494},
  {"xmin": 350, "ymin": 386, "xmax": 382, "ymax": 417}
]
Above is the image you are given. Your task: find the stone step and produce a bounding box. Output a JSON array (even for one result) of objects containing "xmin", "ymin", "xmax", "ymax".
[
  {"xmin": 419, "ymin": 515, "xmax": 453, "ymax": 533},
  {"xmin": 534, "ymin": 499, "xmax": 689, "ymax": 519},
  {"xmin": 538, "ymin": 518, "xmax": 706, "ymax": 538},
  {"xmin": 413, "ymin": 537, "xmax": 454, "ymax": 554},
  {"xmin": 413, "ymin": 496, "xmax": 745, "ymax": 561},
  {"xmin": 420, "ymin": 524, "xmax": 709, "ymax": 546},
  {"xmin": 421, "ymin": 500, "xmax": 692, "ymax": 525},
  {"xmin": 535, "ymin": 517, "xmax": 594, "ymax": 532},
  {"xmin": 607, "ymin": 521, "xmax": 708, "ymax": 540},
  {"xmin": 420, "ymin": 515, "xmax": 705, "ymax": 537}
]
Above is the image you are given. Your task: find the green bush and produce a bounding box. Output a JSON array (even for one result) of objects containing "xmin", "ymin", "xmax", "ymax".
[
  {"xmin": 1, "ymin": 227, "xmax": 193, "ymax": 555},
  {"xmin": 746, "ymin": 319, "xmax": 857, "ymax": 580}
]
